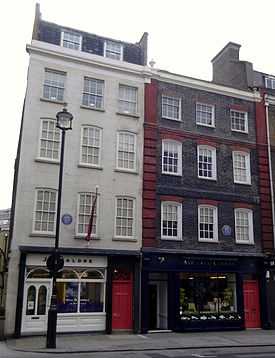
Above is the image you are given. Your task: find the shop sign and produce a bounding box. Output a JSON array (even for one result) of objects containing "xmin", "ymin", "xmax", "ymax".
[{"xmin": 222, "ymin": 225, "xmax": 232, "ymax": 236}]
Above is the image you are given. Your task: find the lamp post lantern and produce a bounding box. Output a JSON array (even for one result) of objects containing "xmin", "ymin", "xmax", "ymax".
[{"xmin": 46, "ymin": 107, "xmax": 73, "ymax": 349}]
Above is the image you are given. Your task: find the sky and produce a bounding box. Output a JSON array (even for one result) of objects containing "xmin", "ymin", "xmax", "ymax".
[{"xmin": 1, "ymin": 0, "xmax": 275, "ymax": 209}]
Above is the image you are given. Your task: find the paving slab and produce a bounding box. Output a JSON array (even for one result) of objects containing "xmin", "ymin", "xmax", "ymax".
[{"xmin": 6, "ymin": 330, "xmax": 275, "ymax": 354}]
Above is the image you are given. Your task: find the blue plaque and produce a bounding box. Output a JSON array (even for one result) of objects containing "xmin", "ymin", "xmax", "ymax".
[
  {"xmin": 222, "ymin": 225, "xmax": 232, "ymax": 236},
  {"xmin": 62, "ymin": 214, "xmax": 73, "ymax": 225}
]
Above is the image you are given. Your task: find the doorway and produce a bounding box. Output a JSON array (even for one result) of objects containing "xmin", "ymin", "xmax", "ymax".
[
  {"xmin": 112, "ymin": 269, "xmax": 133, "ymax": 330},
  {"xmin": 148, "ymin": 274, "xmax": 168, "ymax": 331},
  {"xmin": 243, "ymin": 280, "xmax": 261, "ymax": 328},
  {"xmin": 22, "ymin": 281, "xmax": 51, "ymax": 333}
]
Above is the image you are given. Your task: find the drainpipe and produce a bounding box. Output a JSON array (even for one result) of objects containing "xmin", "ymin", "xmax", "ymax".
[{"xmin": 264, "ymin": 94, "xmax": 275, "ymax": 248}]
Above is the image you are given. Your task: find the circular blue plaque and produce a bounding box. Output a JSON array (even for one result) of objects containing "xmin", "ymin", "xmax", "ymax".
[
  {"xmin": 222, "ymin": 225, "xmax": 232, "ymax": 236},
  {"xmin": 62, "ymin": 214, "xmax": 73, "ymax": 225}
]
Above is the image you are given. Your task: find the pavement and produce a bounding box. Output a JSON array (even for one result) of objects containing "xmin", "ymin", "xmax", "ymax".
[{"xmin": 4, "ymin": 329, "xmax": 275, "ymax": 354}]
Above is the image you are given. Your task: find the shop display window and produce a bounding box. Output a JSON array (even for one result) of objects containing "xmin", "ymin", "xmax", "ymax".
[
  {"xmin": 56, "ymin": 269, "xmax": 105, "ymax": 314},
  {"xmin": 179, "ymin": 273, "xmax": 237, "ymax": 320}
]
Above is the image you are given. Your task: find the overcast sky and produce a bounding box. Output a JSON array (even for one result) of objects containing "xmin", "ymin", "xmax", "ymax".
[{"xmin": 1, "ymin": 0, "xmax": 275, "ymax": 209}]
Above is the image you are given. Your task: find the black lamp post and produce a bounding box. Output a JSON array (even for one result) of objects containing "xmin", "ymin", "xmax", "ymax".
[{"xmin": 46, "ymin": 107, "xmax": 73, "ymax": 349}]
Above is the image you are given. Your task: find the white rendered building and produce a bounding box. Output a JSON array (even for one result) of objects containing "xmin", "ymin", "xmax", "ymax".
[{"xmin": 6, "ymin": 4, "xmax": 149, "ymax": 336}]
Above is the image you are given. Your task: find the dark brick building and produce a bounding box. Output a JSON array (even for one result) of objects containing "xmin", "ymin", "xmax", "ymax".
[{"xmin": 141, "ymin": 65, "xmax": 269, "ymax": 332}]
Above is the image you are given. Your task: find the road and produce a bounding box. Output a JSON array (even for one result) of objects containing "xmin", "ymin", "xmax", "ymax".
[{"xmin": 3, "ymin": 345, "xmax": 275, "ymax": 358}]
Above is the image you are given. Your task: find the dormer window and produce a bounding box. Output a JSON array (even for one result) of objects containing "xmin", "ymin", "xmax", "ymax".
[
  {"xmin": 265, "ymin": 76, "xmax": 275, "ymax": 89},
  {"xmin": 61, "ymin": 31, "xmax": 82, "ymax": 51},
  {"xmin": 104, "ymin": 40, "xmax": 123, "ymax": 60}
]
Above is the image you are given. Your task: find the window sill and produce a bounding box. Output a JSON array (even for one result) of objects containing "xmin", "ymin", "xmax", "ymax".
[
  {"xmin": 162, "ymin": 116, "xmax": 181, "ymax": 122},
  {"xmin": 196, "ymin": 123, "xmax": 215, "ymax": 128},
  {"xmin": 161, "ymin": 237, "xmax": 182, "ymax": 241},
  {"xmin": 29, "ymin": 233, "xmax": 55, "ymax": 238},
  {"xmin": 234, "ymin": 181, "xmax": 251, "ymax": 186},
  {"xmin": 40, "ymin": 97, "xmax": 66, "ymax": 105},
  {"xmin": 116, "ymin": 111, "xmax": 140, "ymax": 119},
  {"xmin": 80, "ymin": 105, "xmax": 105, "ymax": 112},
  {"xmin": 78, "ymin": 163, "xmax": 103, "ymax": 170},
  {"xmin": 235, "ymin": 240, "xmax": 254, "ymax": 245},
  {"xmin": 198, "ymin": 176, "xmax": 217, "ymax": 181},
  {"xmin": 35, "ymin": 158, "xmax": 60, "ymax": 165},
  {"xmin": 161, "ymin": 172, "xmax": 182, "ymax": 177},
  {"xmin": 198, "ymin": 239, "xmax": 219, "ymax": 243},
  {"xmin": 114, "ymin": 169, "xmax": 138, "ymax": 175},
  {"xmin": 112, "ymin": 237, "xmax": 137, "ymax": 242},
  {"xmin": 231, "ymin": 129, "xmax": 248, "ymax": 134},
  {"xmin": 75, "ymin": 235, "xmax": 100, "ymax": 240}
]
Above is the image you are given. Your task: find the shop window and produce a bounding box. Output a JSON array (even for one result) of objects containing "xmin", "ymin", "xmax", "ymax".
[
  {"xmin": 56, "ymin": 281, "xmax": 78, "ymax": 313},
  {"xmin": 179, "ymin": 273, "xmax": 237, "ymax": 320},
  {"xmin": 55, "ymin": 269, "xmax": 106, "ymax": 314},
  {"xmin": 80, "ymin": 282, "xmax": 104, "ymax": 312}
]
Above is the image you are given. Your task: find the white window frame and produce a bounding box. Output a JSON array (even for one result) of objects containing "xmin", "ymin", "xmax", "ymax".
[
  {"xmin": 114, "ymin": 197, "xmax": 135, "ymax": 239},
  {"xmin": 234, "ymin": 208, "xmax": 254, "ymax": 244},
  {"xmin": 32, "ymin": 189, "xmax": 57, "ymax": 234},
  {"xmin": 162, "ymin": 140, "xmax": 182, "ymax": 176},
  {"xmin": 162, "ymin": 95, "xmax": 181, "ymax": 121},
  {"xmin": 76, "ymin": 192, "xmax": 99, "ymax": 237},
  {"xmin": 43, "ymin": 69, "xmax": 66, "ymax": 102},
  {"xmin": 82, "ymin": 77, "xmax": 104, "ymax": 109},
  {"xmin": 116, "ymin": 131, "xmax": 137, "ymax": 172},
  {"xmin": 104, "ymin": 40, "xmax": 123, "ymax": 60},
  {"xmin": 118, "ymin": 84, "xmax": 138, "ymax": 115},
  {"xmin": 38, "ymin": 119, "xmax": 61, "ymax": 162},
  {"xmin": 80, "ymin": 126, "xmax": 102, "ymax": 168},
  {"xmin": 230, "ymin": 110, "xmax": 248, "ymax": 133},
  {"xmin": 196, "ymin": 102, "xmax": 215, "ymax": 127},
  {"xmin": 197, "ymin": 145, "xmax": 217, "ymax": 180},
  {"xmin": 61, "ymin": 31, "xmax": 82, "ymax": 51},
  {"xmin": 265, "ymin": 77, "xmax": 275, "ymax": 89},
  {"xmin": 232, "ymin": 151, "xmax": 251, "ymax": 185},
  {"xmin": 161, "ymin": 201, "xmax": 182, "ymax": 240},
  {"xmin": 198, "ymin": 205, "xmax": 218, "ymax": 243}
]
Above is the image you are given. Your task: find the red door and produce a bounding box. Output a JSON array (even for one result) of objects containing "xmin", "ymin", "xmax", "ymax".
[
  {"xmin": 243, "ymin": 280, "xmax": 261, "ymax": 328},
  {"xmin": 112, "ymin": 270, "xmax": 133, "ymax": 330}
]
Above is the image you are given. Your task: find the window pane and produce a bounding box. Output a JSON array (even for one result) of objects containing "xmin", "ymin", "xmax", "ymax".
[
  {"xmin": 231, "ymin": 110, "xmax": 247, "ymax": 132},
  {"xmin": 37, "ymin": 286, "xmax": 47, "ymax": 315},
  {"xmin": 179, "ymin": 273, "xmax": 237, "ymax": 317},
  {"xmin": 80, "ymin": 282, "xmax": 104, "ymax": 312},
  {"xmin": 43, "ymin": 70, "xmax": 65, "ymax": 101},
  {"xmin": 40, "ymin": 120, "xmax": 60, "ymax": 160},
  {"xmin": 196, "ymin": 103, "xmax": 214, "ymax": 126},
  {"xmin": 34, "ymin": 190, "xmax": 56, "ymax": 232},
  {"xmin": 26, "ymin": 286, "xmax": 36, "ymax": 315},
  {"xmin": 78, "ymin": 192, "xmax": 97, "ymax": 235},
  {"xmin": 116, "ymin": 198, "xmax": 134, "ymax": 237},
  {"xmin": 162, "ymin": 96, "xmax": 180, "ymax": 120},
  {"xmin": 117, "ymin": 132, "xmax": 136, "ymax": 170},
  {"xmin": 118, "ymin": 85, "xmax": 137, "ymax": 114},
  {"xmin": 56, "ymin": 282, "xmax": 78, "ymax": 313}
]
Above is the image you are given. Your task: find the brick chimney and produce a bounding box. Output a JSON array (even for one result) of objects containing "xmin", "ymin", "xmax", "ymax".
[{"xmin": 212, "ymin": 42, "xmax": 254, "ymax": 90}]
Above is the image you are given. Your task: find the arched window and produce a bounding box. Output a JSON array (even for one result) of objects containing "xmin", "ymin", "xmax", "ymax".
[{"xmin": 37, "ymin": 285, "xmax": 47, "ymax": 315}]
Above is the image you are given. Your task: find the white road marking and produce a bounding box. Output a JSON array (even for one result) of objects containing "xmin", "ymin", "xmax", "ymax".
[{"xmin": 192, "ymin": 354, "xmax": 217, "ymax": 358}]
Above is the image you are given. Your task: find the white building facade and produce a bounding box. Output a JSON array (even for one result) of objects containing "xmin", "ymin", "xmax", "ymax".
[{"xmin": 6, "ymin": 5, "xmax": 149, "ymax": 336}]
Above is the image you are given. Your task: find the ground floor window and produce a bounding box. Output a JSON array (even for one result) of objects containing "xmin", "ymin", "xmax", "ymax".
[
  {"xmin": 179, "ymin": 273, "xmax": 237, "ymax": 318},
  {"xmin": 56, "ymin": 269, "xmax": 106, "ymax": 314}
]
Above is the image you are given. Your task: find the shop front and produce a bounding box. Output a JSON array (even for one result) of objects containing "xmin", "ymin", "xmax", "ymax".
[
  {"xmin": 21, "ymin": 253, "xmax": 107, "ymax": 334},
  {"xmin": 14, "ymin": 248, "xmax": 141, "ymax": 337},
  {"xmin": 141, "ymin": 251, "xmax": 266, "ymax": 333}
]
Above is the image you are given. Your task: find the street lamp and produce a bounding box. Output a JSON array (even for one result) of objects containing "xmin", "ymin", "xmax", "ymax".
[{"xmin": 46, "ymin": 107, "xmax": 73, "ymax": 349}]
